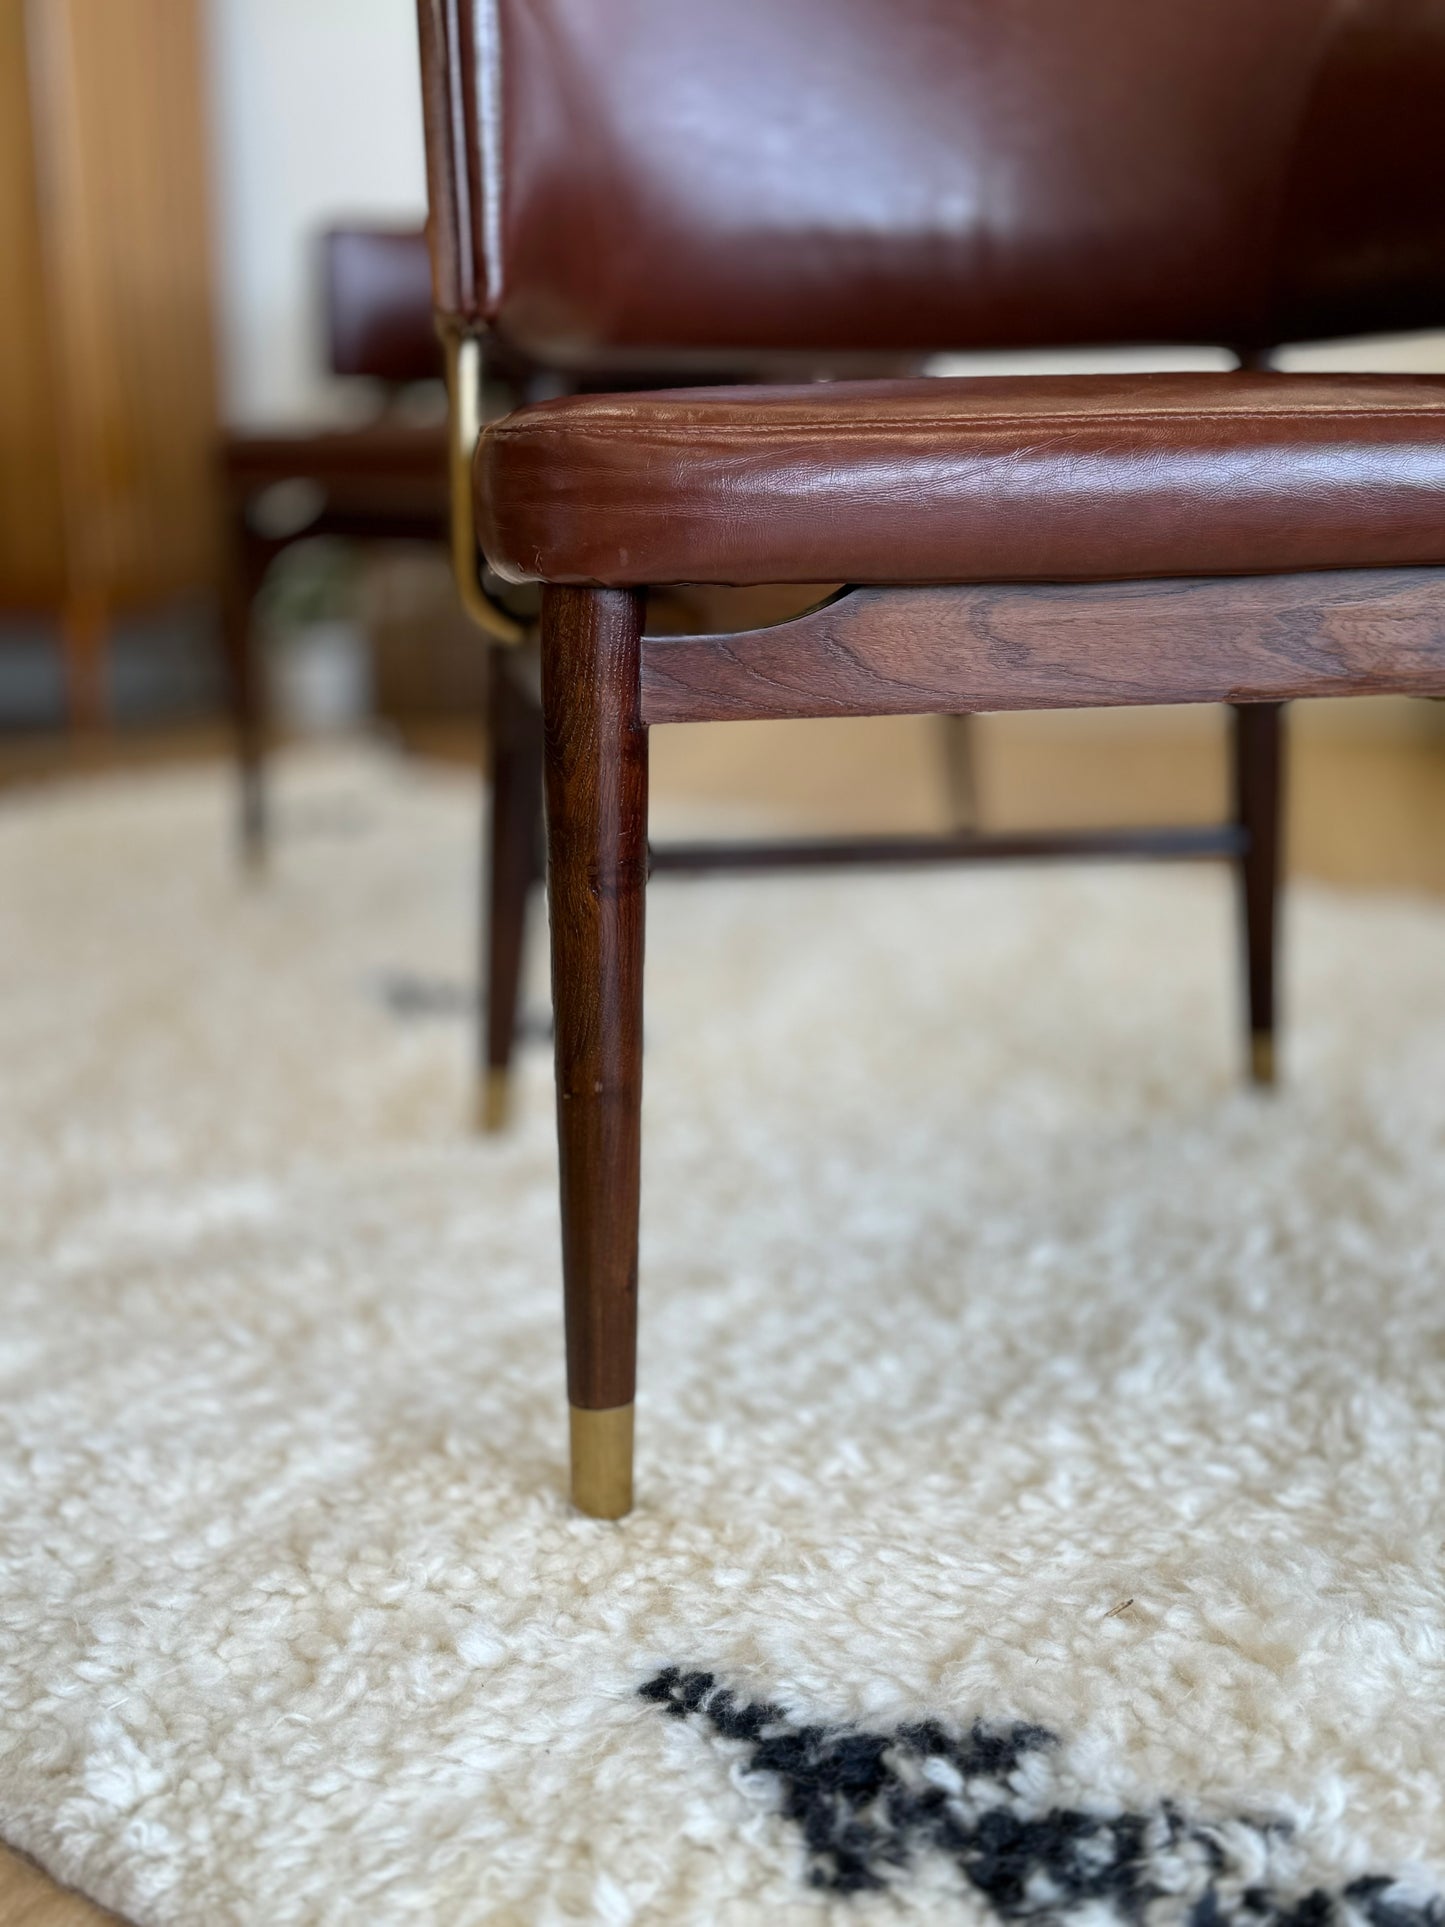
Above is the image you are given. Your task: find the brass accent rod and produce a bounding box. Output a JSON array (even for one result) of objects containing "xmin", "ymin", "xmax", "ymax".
[{"xmin": 443, "ymin": 327, "xmax": 527, "ymax": 645}]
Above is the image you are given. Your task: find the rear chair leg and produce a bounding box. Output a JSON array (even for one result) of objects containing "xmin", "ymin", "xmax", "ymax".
[
  {"xmin": 222, "ymin": 525, "xmax": 269, "ymax": 873},
  {"xmin": 542, "ymin": 586, "xmax": 648, "ymax": 1517},
  {"xmin": 935, "ymin": 711, "xmax": 980, "ymax": 832},
  {"xmin": 1231, "ymin": 701, "xmax": 1284, "ymax": 1086},
  {"xmin": 478, "ymin": 653, "xmax": 543, "ymax": 1131}
]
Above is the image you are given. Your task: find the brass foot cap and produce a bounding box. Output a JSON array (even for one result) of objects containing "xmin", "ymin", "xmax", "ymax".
[
  {"xmin": 570, "ymin": 1403, "xmax": 634, "ymax": 1519},
  {"xmin": 474, "ymin": 1068, "xmax": 512, "ymax": 1134},
  {"xmin": 1250, "ymin": 1033, "xmax": 1277, "ymax": 1087}
]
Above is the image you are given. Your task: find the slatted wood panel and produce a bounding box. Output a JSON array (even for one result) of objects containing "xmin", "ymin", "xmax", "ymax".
[{"xmin": 0, "ymin": 0, "xmax": 66, "ymax": 603}]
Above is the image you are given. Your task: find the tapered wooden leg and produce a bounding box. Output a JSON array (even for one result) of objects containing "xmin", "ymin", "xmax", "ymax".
[
  {"xmin": 221, "ymin": 522, "xmax": 270, "ymax": 872},
  {"xmin": 542, "ymin": 586, "xmax": 648, "ymax": 1518},
  {"xmin": 477, "ymin": 651, "xmax": 543, "ymax": 1131},
  {"xmin": 1232, "ymin": 701, "xmax": 1284, "ymax": 1086}
]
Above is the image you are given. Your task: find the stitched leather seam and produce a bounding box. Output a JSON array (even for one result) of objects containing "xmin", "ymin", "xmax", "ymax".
[{"xmin": 488, "ymin": 404, "xmax": 1445, "ymax": 442}]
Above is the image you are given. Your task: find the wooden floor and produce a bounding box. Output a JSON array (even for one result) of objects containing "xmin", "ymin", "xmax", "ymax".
[
  {"xmin": 2, "ymin": 697, "xmax": 1442, "ymax": 1924},
  {"xmin": 0, "ymin": 1850, "xmax": 119, "ymax": 1927}
]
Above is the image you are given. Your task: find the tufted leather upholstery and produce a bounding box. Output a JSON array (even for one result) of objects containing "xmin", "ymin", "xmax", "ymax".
[
  {"xmin": 478, "ymin": 372, "xmax": 1445, "ymax": 585},
  {"xmin": 417, "ymin": 0, "xmax": 1445, "ymax": 365}
]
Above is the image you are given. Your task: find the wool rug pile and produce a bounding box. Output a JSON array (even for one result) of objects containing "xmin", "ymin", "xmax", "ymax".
[{"xmin": 1, "ymin": 748, "xmax": 1444, "ymax": 1925}]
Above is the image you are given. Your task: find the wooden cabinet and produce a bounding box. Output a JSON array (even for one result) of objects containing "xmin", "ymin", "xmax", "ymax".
[{"xmin": 0, "ymin": 0, "xmax": 218, "ymax": 723}]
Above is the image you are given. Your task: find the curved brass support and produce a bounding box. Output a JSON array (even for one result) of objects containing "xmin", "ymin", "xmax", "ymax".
[{"xmin": 443, "ymin": 327, "xmax": 528, "ymax": 646}]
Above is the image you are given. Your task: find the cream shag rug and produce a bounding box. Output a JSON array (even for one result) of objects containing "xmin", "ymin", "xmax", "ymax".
[{"xmin": 2, "ymin": 748, "xmax": 1445, "ymax": 1927}]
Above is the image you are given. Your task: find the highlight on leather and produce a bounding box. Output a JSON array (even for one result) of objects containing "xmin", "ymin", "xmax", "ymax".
[{"xmin": 417, "ymin": 0, "xmax": 1445, "ymax": 364}]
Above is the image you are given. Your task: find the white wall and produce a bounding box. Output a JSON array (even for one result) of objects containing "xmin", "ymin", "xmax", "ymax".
[{"xmin": 205, "ymin": 0, "xmax": 428, "ymax": 426}]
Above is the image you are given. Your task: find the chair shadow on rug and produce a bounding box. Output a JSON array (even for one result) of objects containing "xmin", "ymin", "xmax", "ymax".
[{"xmin": 414, "ymin": 0, "xmax": 1445, "ymax": 1515}]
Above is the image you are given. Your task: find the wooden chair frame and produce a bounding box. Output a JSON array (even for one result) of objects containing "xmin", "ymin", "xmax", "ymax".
[{"xmin": 535, "ymin": 557, "xmax": 1445, "ymax": 1517}]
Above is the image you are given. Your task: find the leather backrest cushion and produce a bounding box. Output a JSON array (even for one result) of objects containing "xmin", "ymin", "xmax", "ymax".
[
  {"xmin": 417, "ymin": 0, "xmax": 1445, "ymax": 359},
  {"xmin": 324, "ymin": 227, "xmax": 442, "ymax": 382}
]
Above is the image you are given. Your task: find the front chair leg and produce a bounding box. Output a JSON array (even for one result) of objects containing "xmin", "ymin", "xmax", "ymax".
[
  {"xmin": 541, "ymin": 586, "xmax": 649, "ymax": 1518},
  {"xmin": 1231, "ymin": 701, "xmax": 1284, "ymax": 1086}
]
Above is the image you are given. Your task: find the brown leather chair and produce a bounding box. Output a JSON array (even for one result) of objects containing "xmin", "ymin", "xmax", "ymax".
[
  {"xmin": 220, "ymin": 227, "xmax": 452, "ymax": 858},
  {"xmin": 416, "ymin": 0, "xmax": 1445, "ymax": 1518}
]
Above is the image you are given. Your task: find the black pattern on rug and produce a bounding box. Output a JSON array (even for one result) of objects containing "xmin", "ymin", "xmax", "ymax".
[{"xmin": 641, "ymin": 1669, "xmax": 1443, "ymax": 1925}]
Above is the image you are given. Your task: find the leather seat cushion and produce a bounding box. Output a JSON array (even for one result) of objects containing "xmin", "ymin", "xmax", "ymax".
[{"xmin": 477, "ymin": 372, "xmax": 1445, "ymax": 587}]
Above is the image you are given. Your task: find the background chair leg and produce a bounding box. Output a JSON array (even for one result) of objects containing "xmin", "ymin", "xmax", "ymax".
[
  {"xmin": 1231, "ymin": 701, "xmax": 1284, "ymax": 1086},
  {"xmin": 541, "ymin": 585, "xmax": 648, "ymax": 1519},
  {"xmin": 222, "ymin": 526, "xmax": 269, "ymax": 873},
  {"xmin": 477, "ymin": 652, "xmax": 543, "ymax": 1131},
  {"xmin": 935, "ymin": 711, "xmax": 980, "ymax": 832}
]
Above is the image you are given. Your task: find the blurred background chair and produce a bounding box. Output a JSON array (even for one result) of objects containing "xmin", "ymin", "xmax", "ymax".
[
  {"xmin": 418, "ymin": 0, "xmax": 1445, "ymax": 1516},
  {"xmin": 220, "ymin": 226, "xmax": 453, "ymax": 863}
]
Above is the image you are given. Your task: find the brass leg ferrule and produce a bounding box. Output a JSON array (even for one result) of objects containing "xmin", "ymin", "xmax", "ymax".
[
  {"xmin": 569, "ymin": 1403, "xmax": 634, "ymax": 1519},
  {"xmin": 1250, "ymin": 1032, "xmax": 1277, "ymax": 1087},
  {"xmin": 475, "ymin": 1068, "xmax": 512, "ymax": 1134}
]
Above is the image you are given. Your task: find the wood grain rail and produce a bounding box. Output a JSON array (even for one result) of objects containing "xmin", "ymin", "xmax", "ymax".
[
  {"xmin": 541, "ymin": 588, "xmax": 647, "ymax": 1517},
  {"xmin": 647, "ymin": 823, "xmax": 1246, "ymax": 874},
  {"xmin": 639, "ymin": 569, "xmax": 1445, "ymax": 725}
]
